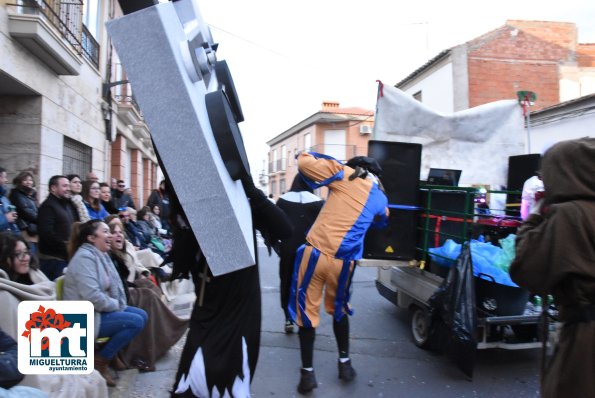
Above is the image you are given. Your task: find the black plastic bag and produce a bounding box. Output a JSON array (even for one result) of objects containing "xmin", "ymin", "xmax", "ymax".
[{"xmin": 428, "ymin": 242, "xmax": 477, "ymax": 378}]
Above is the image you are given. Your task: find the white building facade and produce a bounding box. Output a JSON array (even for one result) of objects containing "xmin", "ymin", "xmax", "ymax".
[{"xmin": 0, "ymin": 0, "xmax": 158, "ymax": 203}]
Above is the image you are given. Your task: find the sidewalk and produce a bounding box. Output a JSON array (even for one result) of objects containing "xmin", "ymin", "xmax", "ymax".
[{"xmin": 109, "ymin": 279, "xmax": 195, "ymax": 398}]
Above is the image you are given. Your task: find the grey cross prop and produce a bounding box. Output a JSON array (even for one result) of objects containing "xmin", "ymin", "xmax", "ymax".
[{"xmin": 107, "ymin": 0, "xmax": 254, "ymax": 278}]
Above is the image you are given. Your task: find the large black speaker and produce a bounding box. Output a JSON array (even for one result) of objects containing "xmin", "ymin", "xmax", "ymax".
[
  {"xmin": 507, "ymin": 154, "xmax": 541, "ymax": 191},
  {"xmin": 118, "ymin": 0, "xmax": 159, "ymax": 15},
  {"xmin": 505, "ymin": 154, "xmax": 541, "ymax": 217},
  {"xmin": 363, "ymin": 140, "xmax": 422, "ymax": 260}
]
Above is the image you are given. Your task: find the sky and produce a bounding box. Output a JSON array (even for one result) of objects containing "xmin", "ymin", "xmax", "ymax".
[{"xmin": 190, "ymin": 0, "xmax": 595, "ymax": 177}]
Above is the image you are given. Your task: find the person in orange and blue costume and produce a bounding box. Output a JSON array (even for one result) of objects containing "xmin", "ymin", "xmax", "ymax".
[{"xmin": 288, "ymin": 152, "xmax": 389, "ymax": 394}]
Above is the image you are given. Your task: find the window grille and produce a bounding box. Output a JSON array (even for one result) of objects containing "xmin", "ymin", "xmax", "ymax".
[{"xmin": 63, "ymin": 136, "xmax": 92, "ymax": 177}]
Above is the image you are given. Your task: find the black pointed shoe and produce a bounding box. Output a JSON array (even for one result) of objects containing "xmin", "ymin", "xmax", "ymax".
[
  {"xmin": 297, "ymin": 368, "xmax": 317, "ymax": 394},
  {"xmin": 338, "ymin": 359, "xmax": 356, "ymax": 381}
]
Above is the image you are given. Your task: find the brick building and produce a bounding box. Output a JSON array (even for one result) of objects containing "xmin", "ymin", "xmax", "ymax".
[
  {"xmin": 265, "ymin": 101, "xmax": 373, "ymax": 200},
  {"xmin": 266, "ymin": 20, "xmax": 595, "ymax": 197},
  {"xmin": 396, "ymin": 20, "xmax": 595, "ymax": 113}
]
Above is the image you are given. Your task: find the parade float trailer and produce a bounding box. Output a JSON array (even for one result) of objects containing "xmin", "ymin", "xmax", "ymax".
[{"xmin": 358, "ymin": 84, "xmax": 554, "ymax": 359}]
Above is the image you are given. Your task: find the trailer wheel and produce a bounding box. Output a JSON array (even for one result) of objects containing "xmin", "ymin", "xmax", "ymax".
[{"xmin": 410, "ymin": 305, "xmax": 433, "ymax": 349}]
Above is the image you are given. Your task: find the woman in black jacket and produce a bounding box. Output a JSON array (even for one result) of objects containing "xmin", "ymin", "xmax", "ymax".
[{"xmin": 9, "ymin": 171, "xmax": 38, "ymax": 252}]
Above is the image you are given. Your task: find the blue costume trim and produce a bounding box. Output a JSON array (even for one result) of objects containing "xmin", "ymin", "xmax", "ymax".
[
  {"xmin": 334, "ymin": 259, "xmax": 355, "ymax": 322},
  {"xmin": 335, "ymin": 183, "xmax": 388, "ymax": 259},
  {"xmin": 308, "ymin": 151, "xmax": 344, "ymax": 164},
  {"xmin": 388, "ymin": 204, "xmax": 421, "ymax": 210},
  {"xmin": 288, "ymin": 245, "xmax": 304, "ymax": 323},
  {"xmin": 289, "ymin": 245, "xmax": 357, "ymax": 324},
  {"xmin": 289, "ymin": 244, "xmax": 320, "ymax": 328}
]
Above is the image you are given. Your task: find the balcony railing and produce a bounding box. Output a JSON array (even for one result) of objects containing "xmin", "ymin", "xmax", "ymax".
[
  {"xmin": 113, "ymin": 94, "xmax": 140, "ymax": 110},
  {"xmin": 309, "ymin": 144, "xmax": 357, "ymax": 162},
  {"xmin": 10, "ymin": 0, "xmax": 99, "ymax": 68},
  {"xmin": 81, "ymin": 24, "xmax": 99, "ymax": 67},
  {"xmin": 268, "ymin": 158, "xmax": 287, "ymax": 174},
  {"xmin": 110, "ymin": 65, "xmax": 142, "ymax": 114},
  {"xmin": 267, "ymin": 145, "xmax": 362, "ymax": 174}
]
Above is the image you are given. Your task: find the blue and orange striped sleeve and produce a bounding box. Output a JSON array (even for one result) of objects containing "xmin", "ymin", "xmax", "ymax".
[{"xmin": 297, "ymin": 152, "xmax": 343, "ymax": 186}]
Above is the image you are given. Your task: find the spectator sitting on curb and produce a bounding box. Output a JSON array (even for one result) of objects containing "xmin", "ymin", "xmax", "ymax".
[
  {"xmin": 0, "ymin": 233, "xmax": 108, "ymax": 397},
  {"xmin": 99, "ymin": 182, "xmax": 118, "ymax": 214},
  {"xmin": 86, "ymin": 172, "xmax": 99, "ymax": 183},
  {"xmin": 9, "ymin": 171, "xmax": 39, "ymax": 253},
  {"xmin": 112, "ymin": 180, "xmax": 136, "ymax": 210},
  {"xmin": 82, "ymin": 180, "xmax": 109, "ymax": 221},
  {"xmin": 63, "ymin": 220, "xmax": 147, "ymax": 387},
  {"xmin": 146, "ymin": 179, "xmax": 170, "ymax": 231},
  {"xmin": 37, "ymin": 175, "xmax": 79, "ymax": 281},
  {"xmin": 67, "ymin": 174, "xmax": 90, "ymax": 223},
  {"xmin": 0, "ymin": 327, "xmax": 47, "ymax": 397},
  {"xmin": 107, "ymin": 218, "xmax": 188, "ymax": 372}
]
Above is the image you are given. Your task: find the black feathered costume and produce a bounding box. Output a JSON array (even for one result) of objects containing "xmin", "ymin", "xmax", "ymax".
[{"xmin": 170, "ymin": 176, "xmax": 292, "ymax": 398}]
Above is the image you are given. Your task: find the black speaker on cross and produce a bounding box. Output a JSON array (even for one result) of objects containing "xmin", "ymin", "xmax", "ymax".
[{"xmin": 363, "ymin": 140, "xmax": 422, "ymax": 261}]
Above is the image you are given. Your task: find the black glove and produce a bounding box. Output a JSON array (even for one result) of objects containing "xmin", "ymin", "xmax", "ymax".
[{"xmin": 241, "ymin": 175, "xmax": 265, "ymax": 201}]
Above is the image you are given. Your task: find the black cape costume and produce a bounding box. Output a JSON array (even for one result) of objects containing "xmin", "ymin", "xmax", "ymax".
[
  {"xmin": 171, "ymin": 177, "xmax": 292, "ymax": 398},
  {"xmin": 276, "ymin": 175, "xmax": 324, "ymax": 321}
]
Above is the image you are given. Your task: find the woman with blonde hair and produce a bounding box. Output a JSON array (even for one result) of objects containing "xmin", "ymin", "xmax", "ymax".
[{"xmin": 107, "ymin": 218, "xmax": 187, "ymax": 371}]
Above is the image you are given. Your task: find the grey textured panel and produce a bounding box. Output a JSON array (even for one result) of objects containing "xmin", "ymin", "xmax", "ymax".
[{"xmin": 106, "ymin": 2, "xmax": 254, "ymax": 276}]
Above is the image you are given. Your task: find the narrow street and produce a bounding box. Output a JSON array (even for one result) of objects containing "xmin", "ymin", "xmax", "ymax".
[
  {"xmin": 1, "ymin": 3, "xmax": 592, "ymax": 397},
  {"xmin": 111, "ymin": 244, "xmax": 541, "ymax": 397}
]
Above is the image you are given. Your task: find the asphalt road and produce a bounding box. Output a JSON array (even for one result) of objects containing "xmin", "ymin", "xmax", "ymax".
[
  {"xmin": 253, "ymin": 247, "xmax": 541, "ymax": 398},
  {"xmin": 113, "ymin": 246, "xmax": 542, "ymax": 397}
]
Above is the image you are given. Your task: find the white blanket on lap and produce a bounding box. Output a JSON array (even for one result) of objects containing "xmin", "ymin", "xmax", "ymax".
[{"xmin": 0, "ymin": 272, "xmax": 108, "ymax": 398}]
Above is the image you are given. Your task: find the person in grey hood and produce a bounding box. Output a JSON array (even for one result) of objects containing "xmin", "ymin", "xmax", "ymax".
[{"xmin": 510, "ymin": 137, "xmax": 595, "ymax": 398}]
